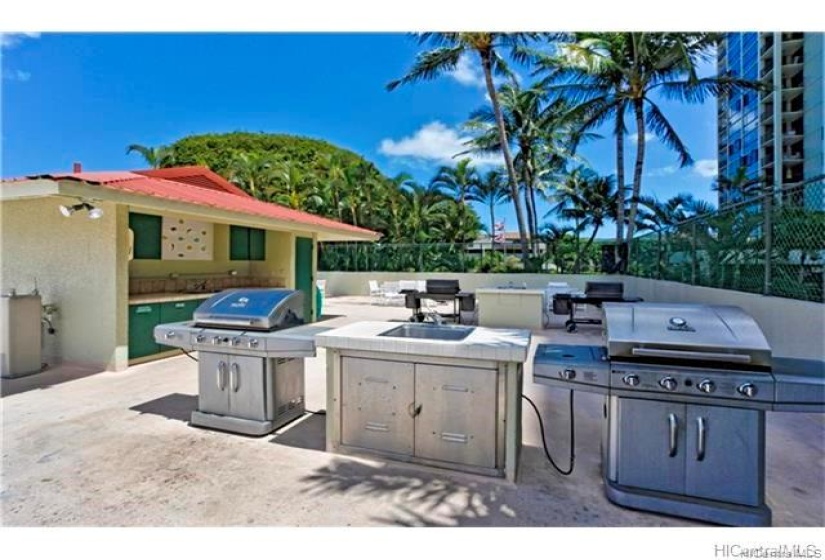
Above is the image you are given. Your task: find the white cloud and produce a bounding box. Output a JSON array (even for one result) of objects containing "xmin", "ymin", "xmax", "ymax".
[
  {"xmin": 646, "ymin": 165, "xmax": 678, "ymax": 178},
  {"xmin": 379, "ymin": 121, "xmax": 504, "ymax": 167},
  {"xmin": 693, "ymin": 159, "xmax": 718, "ymax": 178},
  {"xmin": 1, "ymin": 32, "xmax": 40, "ymax": 49},
  {"xmin": 627, "ymin": 132, "xmax": 656, "ymax": 144},
  {"xmin": 448, "ymin": 54, "xmax": 516, "ymax": 92},
  {"xmin": 449, "ymin": 55, "xmax": 486, "ymax": 88},
  {"xmin": 2, "ymin": 69, "xmax": 31, "ymax": 82}
]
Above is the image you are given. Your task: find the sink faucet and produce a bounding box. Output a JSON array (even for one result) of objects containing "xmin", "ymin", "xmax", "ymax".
[{"xmin": 426, "ymin": 311, "xmax": 444, "ymax": 325}]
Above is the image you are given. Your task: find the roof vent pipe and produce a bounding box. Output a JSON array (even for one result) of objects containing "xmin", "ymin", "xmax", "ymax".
[{"xmin": 72, "ymin": 162, "xmax": 82, "ymax": 173}]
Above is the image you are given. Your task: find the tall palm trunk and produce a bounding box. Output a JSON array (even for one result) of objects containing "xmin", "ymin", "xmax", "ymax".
[
  {"xmin": 575, "ymin": 225, "xmax": 601, "ymax": 273},
  {"xmin": 625, "ymin": 99, "xmax": 646, "ymax": 263},
  {"xmin": 489, "ymin": 204, "xmax": 496, "ymax": 254},
  {"xmin": 615, "ymin": 118, "xmax": 626, "ymax": 272},
  {"xmin": 521, "ymin": 166, "xmax": 536, "ymax": 256},
  {"xmin": 479, "ymin": 50, "xmax": 529, "ymax": 264}
]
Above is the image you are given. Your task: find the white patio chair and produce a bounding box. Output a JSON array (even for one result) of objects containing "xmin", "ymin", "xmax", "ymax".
[
  {"xmin": 381, "ymin": 281, "xmax": 405, "ymax": 306},
  {"xmin": 398, "ymin": 280, "xmax": 417, "ymax": 292},
  {"xmin": 368, "ymin": 280, "xmax": 383, "ymax": 305}
]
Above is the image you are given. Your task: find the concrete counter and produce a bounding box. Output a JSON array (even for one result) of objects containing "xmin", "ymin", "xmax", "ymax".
[
  {"xmin": 317, "ymin": 321, "xmax": 530, "ymax": 481},
  {"xmin": 475, "ymin": 288, "xmax": 546, "ymax": 330}
]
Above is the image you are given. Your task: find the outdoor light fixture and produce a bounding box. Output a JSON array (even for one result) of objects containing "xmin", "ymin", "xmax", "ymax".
[{"xmin": 58, "ymin": 202, "xmax": 104, "ymax": 219}]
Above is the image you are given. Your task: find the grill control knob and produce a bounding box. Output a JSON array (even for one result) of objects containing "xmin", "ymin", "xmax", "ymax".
[
  {"xmin": 737, "ymin": 383, "xmax": 758, "ymax": 398},
  {"xmin": 697, "ymin": 379, "xmax": 716, "ymax": 394},
  {"xmin": 212, "ymin": 336, "xmax": 222, "ymax": 345},
  {"xmin": 622, "ymin": 374, "xmax": 640, "ymax": 387},
  {"xmin": 248, "ymin": 338, "xmax": 260, "ymax": 349},
  {"xmin": 560, "ymin": 369, "xmax": 576, "ymax": 380},
  {"xmin": 231, "ymin": 337, "xmax": 242, "ymax": 347},
  {"xmin": 195, "ymin": 335, "xmax": 205, "ymax": 343},
  {"xmin": 659, "ymin": 377, "xmax": 678, "ymax": 391}
]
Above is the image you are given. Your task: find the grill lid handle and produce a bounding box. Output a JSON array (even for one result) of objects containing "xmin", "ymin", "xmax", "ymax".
[{"xmin": 631, "ymin": 347, "xmax": 752, "ymax": 364}]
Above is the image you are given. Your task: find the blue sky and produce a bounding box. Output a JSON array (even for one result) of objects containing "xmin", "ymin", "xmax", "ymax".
[{"xmin": 2, "ymin": 32, "xmax": 720, "ymax": 236}]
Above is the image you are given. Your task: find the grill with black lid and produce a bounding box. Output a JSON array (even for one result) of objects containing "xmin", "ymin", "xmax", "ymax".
[
  {"xmin": 532, "ymin": 301, "xmax": 824, "ymax": 527},
  {"xmin": 154, "ymin": 288, "xmax": 320, "ymax": 436}
]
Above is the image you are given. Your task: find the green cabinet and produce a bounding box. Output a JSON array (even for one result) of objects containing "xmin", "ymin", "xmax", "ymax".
[
  {"xmin": 128, "ymin": 304, "xmax": 161, "ymax": 359},
  {"xmin": 157, "ymin": 300, "xmax": 200, "ymax": 351},
  {"xmin": 230, "ymin": 226, "xmax": 266, "ymax": 261},
  {"xmin": 129, "ymin": 213, "xmax": 162, "ymax": 259},
  {"xmin": 129, "ymin": 298, "xmax": 206, "ymax": 360}
]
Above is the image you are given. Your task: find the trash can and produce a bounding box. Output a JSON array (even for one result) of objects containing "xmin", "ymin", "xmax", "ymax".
[{"xmin": 315, "ymin": 285, "xmax": 324, "ymax": 319}]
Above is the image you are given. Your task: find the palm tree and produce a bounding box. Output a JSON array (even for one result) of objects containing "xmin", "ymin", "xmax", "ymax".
[
  {"xmin": 465, "ymin": 83, "xmax": 590, "ymax": 255},
  {"xmin": 548, "ymin": 167, "xmax": 617, "ymax": 272},
  {"xmin": 714, "ymin": 166, "xmax": 765, "ymax": 208},
  {"xmin": 430, "ymin": 158, "xmax": 479, "ymax": 241},
  {"xmin": 125, "ymin": 144, "xmax": 176, "ymax": 169},
  {"xmin": 387, "ymin": 32, "xmax": 545, "ymax": 264},
  {"xmin": 228, "ymin": 152, "xmax": 279, "ymax": 199},
  {"xmin": 538, "ymin": 223, "xmax": 577, "ymax": 273},
  {"xmin": 541, "ymin": 32, "xmax": 765, "ymax": 267},
  {"xmin": 467, "ymin": 169, "xmax": 511, "ymax": 252}
]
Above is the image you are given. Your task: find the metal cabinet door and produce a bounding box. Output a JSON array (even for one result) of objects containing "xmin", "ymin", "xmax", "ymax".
[
  {"xmin": 228, "ymin": 355, "xmax": 268, "ymax": 420},
  {"xmin": 341, "ymin": 357, "xmax": 414, "ymax": 455},
  {"xmin": 414, "ymin": 364, "xmax": 498, "ymax": 469},
  {"xmin": 198, "ymin": 352, "xmax": 231, "ymax": 416},
  {"xmin": 685, "ymin": 405, "xmax": 763, "ymax": 506},
  {"xmin": 616, "ymin": 398, "xmax": 686, "ymax": 495}
]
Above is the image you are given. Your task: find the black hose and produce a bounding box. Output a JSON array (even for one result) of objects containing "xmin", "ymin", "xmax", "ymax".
[
  {"xmin": 181, "ymin": 349, "xmax": 199, "ymax": 362},
  {"xmin": 522, "ymin": 391, "xmax": 576, "ymax": 476}
]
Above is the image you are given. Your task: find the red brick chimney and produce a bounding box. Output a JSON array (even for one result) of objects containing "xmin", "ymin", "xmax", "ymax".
[{"xmin": 72, "ymin": 162, "xmax": 82, "ymax": 173}]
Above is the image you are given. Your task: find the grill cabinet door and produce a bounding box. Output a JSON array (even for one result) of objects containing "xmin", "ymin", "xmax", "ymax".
[
  {"xmin": 616, "ymin": 398, "xmax": 686, "ymax": 495},
  {"xmin": 198, "ymin": 352, "xmax": 231, "ymax": 416},
  {"xmin": 685, "ymin": 405, "xmax": 763, "ymax": 506},
  {"xmin": 414, "ymin": 364, "xmax": 498, "ymax": 468},
  {"xmin": 341, "ymin": 357, "xmax": 414, "ymax": 455},
  {"xmin": 228, "ymin": 355, "xmax": 268, "ymax": 420}
]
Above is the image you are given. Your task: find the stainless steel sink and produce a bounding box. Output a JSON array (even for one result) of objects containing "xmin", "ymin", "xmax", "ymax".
[{"xmin": 379, "ymin": 324, "xmax": 475, "ymax": 341}]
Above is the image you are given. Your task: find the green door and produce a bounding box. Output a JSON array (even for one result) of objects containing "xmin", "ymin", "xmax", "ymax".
[
  {"xmin": 128, "ymin": 304, "xmax": 161, "ymax": 359},
  {"xmin": 295, "ymin": 237, "xmax": 314, "ymax": 322}
]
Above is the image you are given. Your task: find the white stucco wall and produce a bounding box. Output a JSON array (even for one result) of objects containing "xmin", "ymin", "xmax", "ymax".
[
  {"xmin": 0, "ymin": 197, "xmax": 123, "ymax": 370},
  {"xmin": 317, "ymin": 271, "xmax": 617, "ymax": 297}
]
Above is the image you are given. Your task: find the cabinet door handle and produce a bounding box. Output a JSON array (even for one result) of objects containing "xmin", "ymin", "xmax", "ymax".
[
  {"xmin": 217, "ymin": 361, "xmax": 226, "ymax": 391},
  {"xmin": 668, "ymin": 413, "xmax": 679, "ymax": 457},
  {"xmin": 696, "ymin": 416, "xmax": 706, "ymax": 462},
  {"xmin": 407, "ymin": 402, "xmax": 422, "ymax": 418},
  {"xmin": 231, "ymin": 362, "xmax": 240, "ymax": 392}
]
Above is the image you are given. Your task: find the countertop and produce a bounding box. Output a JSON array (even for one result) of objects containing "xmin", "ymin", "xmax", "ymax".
[
  {"xmin": 315, "ymin": 321, "xmax": 531, "ymax": 363},
  {"xmin": 128, "ymin": 292, "xmax": 219, "ymax": 305}
]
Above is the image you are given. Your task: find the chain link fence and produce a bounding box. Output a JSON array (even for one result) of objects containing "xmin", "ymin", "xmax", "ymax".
[{"xmin": 629, "ymin": 179, "xmax": 825, "ymax": 303}]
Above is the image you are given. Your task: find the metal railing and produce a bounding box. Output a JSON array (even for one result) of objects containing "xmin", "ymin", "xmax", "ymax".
[{"xmin": 629, "ymin": 179, "xmax": 825, "ymax": 303}]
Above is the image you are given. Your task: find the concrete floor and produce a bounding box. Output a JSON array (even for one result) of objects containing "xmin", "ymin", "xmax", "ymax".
[{"xmin": 1, "ymin": 296, "xmax": 823, "ymax": 527}]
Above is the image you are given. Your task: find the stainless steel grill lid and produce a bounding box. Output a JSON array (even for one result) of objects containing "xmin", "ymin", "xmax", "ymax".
[
  {"xmin": 603, "ymin": 302, "xmax": 771, "ymax": 368},
  {"xmin": 193, "ymin": 288, "xmax": 304, "ymax": 331}
]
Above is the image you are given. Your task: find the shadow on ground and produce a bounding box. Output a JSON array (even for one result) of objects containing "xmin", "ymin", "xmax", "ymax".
[
  {"xmin": 129, "ymin": 393, "xmax": 197, "ymax": 423},
  {"xmin": 1, "ymin": 363, "xmax": 104, "ymax": 397},
  {"xmin": 270, "ymin": 412, "xmax": 327, "ymax": 451},
  {"xmin": 297, "ymin": 456, "xmax": 522, "ymax": 526}
]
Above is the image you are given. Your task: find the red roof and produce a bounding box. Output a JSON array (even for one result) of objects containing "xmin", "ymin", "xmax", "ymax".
[{"xmin": 18, "ymin": 167, "xmax": 377, "ymax": 238}]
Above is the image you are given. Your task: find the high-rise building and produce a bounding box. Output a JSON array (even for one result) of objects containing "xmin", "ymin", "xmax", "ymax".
[{"xmin": 717, "ymin": 32, "xmax": 824, "ymax": 208}]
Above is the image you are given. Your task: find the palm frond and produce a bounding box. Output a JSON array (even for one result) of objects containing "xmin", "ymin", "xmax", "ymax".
[{"xmin": 645, "ymin": 99, "xmax": 693, "ymax": 167}]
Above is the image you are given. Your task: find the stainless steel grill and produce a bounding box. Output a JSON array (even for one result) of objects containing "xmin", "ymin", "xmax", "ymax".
[
  {"xmin": 154, "ymin": 288, "xmax": 320, "ymax": 436},
  {"xmin": 533, "ymin": 301, "xmax": 824, "ymax": 527}
]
